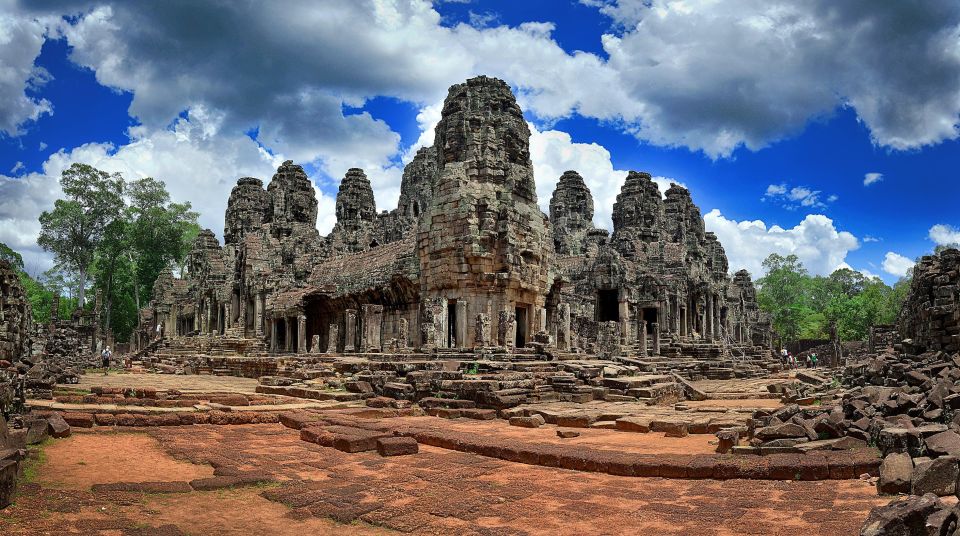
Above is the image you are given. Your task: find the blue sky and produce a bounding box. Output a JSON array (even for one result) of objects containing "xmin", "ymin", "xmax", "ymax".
[{"xmin": 2, "ymin": 0, "xmax": 959, "ymax": 283}]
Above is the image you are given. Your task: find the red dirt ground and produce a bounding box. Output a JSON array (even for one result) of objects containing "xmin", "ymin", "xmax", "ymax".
[{"xmin": 1, "ymin": 424, "xmax": 888, "ymax": 535}]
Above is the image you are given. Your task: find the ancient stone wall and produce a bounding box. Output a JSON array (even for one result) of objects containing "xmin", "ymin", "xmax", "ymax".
[
  {"xmin": 899, "ymin": 248, "xmax": 959, "ymax": 353},
  {"xmin": 0, "ymin": 260, "xmax": 31, "ymax": 362}
]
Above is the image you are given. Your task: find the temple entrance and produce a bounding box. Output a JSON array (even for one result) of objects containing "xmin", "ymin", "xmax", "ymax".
[
  {"xmin": 596, "ymin": 290, "xmax": 619, "ymax": 322},
  {"xmin": 288, "ymin": 318, "xmax": 299, "ymax": 352},
  {"xmin": 305, "ymin": 296, "xmax": 334, "ymax": 353},
  {"xmin": 447, "ymin": 300, "xmax": 457, "ymax": 348},
  {"xmin": 642, "ymin": 308, "xmax": 658, "ymax": 333},
  {"xmin": 515, "ymin": 306, "xmax": 528, "ymax": 347}
]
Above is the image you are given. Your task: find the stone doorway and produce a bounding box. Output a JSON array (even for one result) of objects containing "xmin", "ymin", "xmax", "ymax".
[
  {"xmin": 642, "ymin": 307, "xmax": 658, "ymax": 333},
  {"xmin": 447, "ymin": 300, "xmax": 457, "ymax": 348},
  {"xmin": 596, "ymin": 289, "xmax": 619, "ymax": 322},
  {"xmin": 515, "ymin": 306, "xmax": 528, "ymax": 347}
]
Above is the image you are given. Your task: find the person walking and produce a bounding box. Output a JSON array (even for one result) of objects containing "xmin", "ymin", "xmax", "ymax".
[{"xmin": 101, "ymin": 347, "xmax": 112, "ymax": 376}]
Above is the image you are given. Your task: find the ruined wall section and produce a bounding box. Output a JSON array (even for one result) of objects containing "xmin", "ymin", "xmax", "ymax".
[
  {"xmin": 0, "ymin": 260, "xmax": 31, "ymax": 362},
  {"xmin": 418, "ymin": 76, "xmax": 553, "ymax": 347},
  {"xmin": 899, "ymin": 248, "xmax": 959, "ymax": 353},
  {"xmin": 549, "ymin": 171, "xmax": 595, "ymax": 255}
]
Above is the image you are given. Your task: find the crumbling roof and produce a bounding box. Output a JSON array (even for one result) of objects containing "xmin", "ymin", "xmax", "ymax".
[{"xmin": 308, "ymin": 233, "xmax": 419, "ymax": 298}]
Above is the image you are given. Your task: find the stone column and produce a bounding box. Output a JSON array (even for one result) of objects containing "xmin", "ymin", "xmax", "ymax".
[
  {"xmin": 297, "ymin": 314, "xmax": 307, "ymax": 354},
  {"xmin": 618, "ymin": 300, "xmax": 630, "ymax": 344},
  {"xmin": 311, "ymin": 334, "xmax": 320, "ymax": 354},
  {"xmin": 49, "ymin": 292, "xmax": 60, "ymax": 331},
  {"xmin": 397, "ymin": 318, "xmax": 409, "ymax": 349},
  {"xmin": 652, "ymin": 322, "xmax": 660, "ymax": 355},
  {"xmin": 283, "ymin": 318, "xmax": 292, "ymax": 352},
  {"xmin": 474, "ymin": 313, "xmax": 490, "ymax": 348},
  {"xmin": 269, "ymin": 319, "xmax": 277, "ymax": 352},
  {"xmin": 343, "ymin": 309, "xmax": 357, "ymax": 352},
  {"xmin": 327, "ymin": 323, "xmax": 339, "ymax": 353},
  {"xmin": 224, "ymin": 302, "xmax": 232, "ymax": 330},
  {"xmin": 639, "ymin": 319, "xmax": 647, "ymax": 357},
  {"xmin": 254, "ymin": 293, "xmax": 264, "ymax": 337},
  {"xmin": 714, "ymin": 299, "xmax": 722, "ymax": 340},
  {"xmin": 706, "ymin": 294, "xmax": 714, "ymax": 340},
  {"xmin": 556, "ymin": 303, "xmax": 570, "ymax": 351},
  {"xmin": 360, "ymin": 304, "xmax": 383, "ymax": 352},
  {"xmin": 455, "ymin": 301, "xmax": 468, "ymax": 349}
]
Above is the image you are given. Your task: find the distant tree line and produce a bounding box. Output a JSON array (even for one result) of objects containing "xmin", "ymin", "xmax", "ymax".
[
  {"xmin": 2, "ymin": 163, "xmax": 199, "ymax": 343},
  {"xmin": 756, "ymin": 253, "xmax": 910, "ymax": 344}
]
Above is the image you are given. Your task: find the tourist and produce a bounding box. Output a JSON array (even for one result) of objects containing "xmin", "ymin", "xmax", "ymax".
[
  {"xmin": 101, "ymin": 347, "xmax": 112, "ymax": 376},
  {"xmin": 811, "ymin": 353, "xmax": 818, "ymax": 368}
]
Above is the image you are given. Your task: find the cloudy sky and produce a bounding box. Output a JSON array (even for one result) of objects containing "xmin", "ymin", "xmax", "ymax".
[{"xmin": 2, "ymin": 0, "xmax": 959, "ymax": 283}]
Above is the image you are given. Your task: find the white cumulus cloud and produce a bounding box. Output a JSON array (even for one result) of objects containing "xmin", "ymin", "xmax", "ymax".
[
  {"xmin": 930, "ymin": 224, "xmax": 960, "ymax": 246},
  {"xmin": 882, "ymin": 252, "xmax": 915, "ymax": 277},
  {"xmin": 703, "ymin": 210, "xmax": 859, "ymax": 277},
  {"xmin": 863, "ymin": 172, "xmax": 883, "ymax": 186}
]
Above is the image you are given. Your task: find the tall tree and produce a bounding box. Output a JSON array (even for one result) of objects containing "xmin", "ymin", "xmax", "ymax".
[
  {"xmin": 756, "ymin": 254, "xmax": 810, "ymax": 343},
  {"xmin": 125, "ymin": 177, "xmax": 198, "ymax": 311},
  {"xmin": 37, "ymin": 163, "xmax": 124, "ymax": 307}
]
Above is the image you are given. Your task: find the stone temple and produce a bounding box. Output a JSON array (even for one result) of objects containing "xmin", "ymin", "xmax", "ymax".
[{"xmin": 134, "ymin": 75, "xmax": 773, "ymax": 382}]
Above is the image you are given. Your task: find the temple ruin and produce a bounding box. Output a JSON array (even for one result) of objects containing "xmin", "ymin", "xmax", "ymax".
[{"xmin": 134, "ymin": 76, "xmax": 773, "ymax": 380}]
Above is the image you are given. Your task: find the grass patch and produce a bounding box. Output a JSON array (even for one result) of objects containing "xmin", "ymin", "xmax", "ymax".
[{"xmin": 21, "ymin": 438, "xmax": 53, "ymax": 483}]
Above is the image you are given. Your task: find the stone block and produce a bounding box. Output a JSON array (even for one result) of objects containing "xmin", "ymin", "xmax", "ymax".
[
  {"xmin": 46, "ymin": 413, "xmax": 71, "ymax": 438},
  {"xmin": 911, "ymin": 456, "xmax": 958, "ymax": 496},
  {"xmin": 877, "ymin": 452, "xmax": 913, "ymax": 495},
  {"xmin": 376, "ymin": 437, "xmax": 418, "ymax": 456},
  {"xmin": 509, "ymin": 415, "xmax": 545, "ymax": 428},
  {"xmin": 0, "ymin": 459, "xmax": 17, "ymax": 509}
]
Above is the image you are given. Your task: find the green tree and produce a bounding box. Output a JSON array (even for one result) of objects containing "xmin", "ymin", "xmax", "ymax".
[
  {"xmin": 37, "ymin": 163, "xmax": 124, "ymax": 308},
  {"xmin": 756, "ymin": 254, "xmax": 810, "ymax": 343},
  {"xmin": 125, "ymin": 177, "xmax": 198, "ymax": 311},
  {"xmin": 0, "ymin": 242, "xmax": 24, "ymax": 271}
]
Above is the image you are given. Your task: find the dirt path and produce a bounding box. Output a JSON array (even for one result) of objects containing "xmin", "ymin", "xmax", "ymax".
[{"xmin": 1, "ymin": 425, "xmax": 887, "ymax": 535}]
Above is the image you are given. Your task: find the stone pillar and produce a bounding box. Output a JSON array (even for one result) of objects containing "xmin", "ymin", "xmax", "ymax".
[
  {"xmin": 311, "ymin": 334, "xmax": 320, "ymax": 354},
  {"xmin": 49, "ymin": 292, "xmax": 60, "ymax": 331},
  {"xmin": 497, "ymin": 309, "xmax": 515, "ymax": 348},
  {"xmin": 618, "ymin": 300, "xmax": 630, "ymax": 344},
  {"xmin": 297, "ymin": 314, "xmax": 307, "ymax": 354},
  {"xmin": 254, "ymin": 294, "xmax": 264, "ymax": 337},
  {"xmin": 397, "ymin": 318, "xmax": 409, "ymax": 349},
  {"xmin": 714, "ymin": 299, "xmax": 722, "ymax": 340},
  {"xmin": 706, "ymin": 294, "xmax": 714, "ymax": 340},
  {"xmin": 673, "ymin": 296, "xmax": 679, "ymax": 335},
  {"xmin": 225, "ymin": 302, "xmax": 233, "ymax": 330},
  {"xmin": 343, "ymin": 309, "xmax": 357, "ymax": 352},
  {"xmin": 556, "ymin": 303, "xmax": 570, "ymax": 351},
  {"xmin": 455, "ymin": 301, "xmax": 468, "ymax": 349},
  {"xmin": 283, "ymin": 318, "xmax": 292, "ymax": 352},
  {"xmin": 475, "ymin": 313, "xmax": 491, "ymax": 348},
  {"xmin": 361, "ymin": 304, "xmax": 384, "ymax": 352},
  {"xmin": 652, "ymin": 322, "xmax": 660, "ymax": 355},
  {"xmin": 327, "ymin": 323, "xmax": 339, "ymax": 353},
  {"xmin": 639, "ymin": 319, "xmax": 647, "ymax": 357},
  {"xmin": 269, "ymin": 319, "xmax": 277, "ymax": 352}
]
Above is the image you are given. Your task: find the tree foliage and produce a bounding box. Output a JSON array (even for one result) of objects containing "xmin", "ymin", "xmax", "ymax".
[
  {"xmin": 757, "ymin": 254, "xmax": 907, "ymax": 343},
  {"xmin": 32, "ymin": 165, "xmax": 198, "ymax": 343},
  {"xmin": 37, "ymin": 163, "xmax": 124, "ymax": 307}
]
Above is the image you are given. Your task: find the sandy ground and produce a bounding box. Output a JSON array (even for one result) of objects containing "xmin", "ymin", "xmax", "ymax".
[
  {"xmin": 36, "ymin": 431, "xmax": 214, "ymax": 490},
  {"xmin": 72, "ymin": 373, "xmax": 260, "ymax": 394},
  {"xmin": 0, "ymin": 425, "xmax": 888, "ymax": 535}
]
